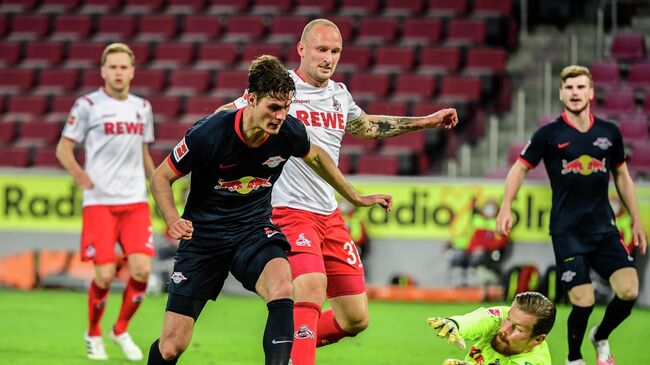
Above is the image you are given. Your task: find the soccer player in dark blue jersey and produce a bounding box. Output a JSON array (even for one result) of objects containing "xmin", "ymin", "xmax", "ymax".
[
  {"xmin": 145, "ymin": 55, "xmax": 392, "ymax": 365},
  {"xmin": 496, "ymin": 65, "xmax": 647, "ymax": 365}
]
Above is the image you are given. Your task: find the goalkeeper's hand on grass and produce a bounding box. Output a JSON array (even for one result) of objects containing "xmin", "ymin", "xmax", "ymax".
[
  {"xmin": 441, "ymin": 359, "xmax": 474, "ymax": 365},
  {"xmin": 426, "ymin": 317, "xmax": 466, "ymax": 350}
]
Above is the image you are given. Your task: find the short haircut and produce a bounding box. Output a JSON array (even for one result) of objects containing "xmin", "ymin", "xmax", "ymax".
[
  {"xmin": 247, "ymin": 55, "xmax": 295, "ymax": 102},
  {"xmin": 514, "ymin": 292, "xmax": 556, "ymax": 337},
  {"xmin": 300, "ymin": 18, "xmax": 340, "ymax": 43},
  {"xmin": 101, "ymin": 43, "xmax": 135, "ymax": 66},
  {"xmin": 560, "ymin": 65, "xmax": 593, "ymax": 87}
]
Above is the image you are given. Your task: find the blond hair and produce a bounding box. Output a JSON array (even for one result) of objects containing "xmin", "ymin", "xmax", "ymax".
[
  {"xmin": 514, "ymin": 292, "xmax": 556, "ymax": 337},
  {"xmin": 300, "ymin": 19, "xmax": 340, "ymax": 43},
  {"xmin": 560, "ymin": 65, "xmax": 593, "ymax": 87},
  {"xmin": 101, "ymin": 43, "xmax": 135, "ymax": 66}
]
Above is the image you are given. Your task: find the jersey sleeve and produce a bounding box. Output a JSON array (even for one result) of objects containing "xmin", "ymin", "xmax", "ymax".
[
  {"xmin": 610, "ymin": 124, "xmax": 626, "ymax": 167},
  {"xmin": 232, "ymin": 89, "xmax": 249, "ymax": 109},
  {"xmin": 285, "ymin": 116, "xmax": 311, "ymax": 158},
  {"xmin": 519, "ymin": 126, "xmax": 548, "ymax": 169},
  {"xmin": 61, "ymin": 97, "xmax": 92, "ymax": 143},
  {"xmin": 143, "ymin": 99, "xmax": 155, "ymax": 143},
  {"xmin": 168, "ymin": 125, "xmax": 205, "ymax": 176},
  {"xmin": 449, "ymin": 306, "xmax": 508, "ymax": 341}
]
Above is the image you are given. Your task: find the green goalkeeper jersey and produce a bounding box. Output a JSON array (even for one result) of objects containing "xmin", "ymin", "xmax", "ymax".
[{"xmin": 450, "ymin": 306, "xmax": 552, "ymax": 365}]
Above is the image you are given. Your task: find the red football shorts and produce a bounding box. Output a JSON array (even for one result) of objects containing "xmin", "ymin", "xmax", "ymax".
[
  {"xmin": 272, "ymin": 206, "xmax": 365, "ymax": 297},
  {"xmin": 81, "ymin": 203, "xmax": 154, "ymax": 264}
]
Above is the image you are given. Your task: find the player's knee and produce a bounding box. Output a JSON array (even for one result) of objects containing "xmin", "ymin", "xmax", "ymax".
[
  {"xmin": 95, "ymin": 273, "xmax": 116, "ymax": 287},
  {"xmin": 159, "ymin": 338, "xmax": 187, "ymax": 360},
  {"xmin": 340, "ymin": 312, "xmax": 369, "ymax": 334},
  {"xmin": 130, "ymin": 266, "xmax": 151, "ymax": 282},
  {"xmin": 616, "ymin": 285, "xmax": 638, "ymax": 301},
  {"xmin": 266, "ymin": 278, "xmax": 293, "ymax": 301},
  {"xmin": 293, "ymin": 274, "xmax": 327, "ymax": 303}
]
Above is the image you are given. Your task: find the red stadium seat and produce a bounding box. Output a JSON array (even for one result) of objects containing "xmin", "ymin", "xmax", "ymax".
[
  {"xmin": 3, "ymin": 95, "xmax": 48, "ymax": 123},
  {"xmin": 619, "ymin": 119, "xmax": 649, "ymax": 145},
  {"xmin": 155, "ymin": 123, "xmax": 189, "ymax": 146},
  {"xmin": 35, "ymin": 68, "xmax": 79, "ymax": 94},
  {"xmin": 446, "ymin": 19, "xmax": 487, "ymax": 45},
  {"xmin": 0, "ymin": 0, "xmax": 38, "ymax": 13},
  {"xmin": 383, "ymin": 0, "xmax": 424, "ymax": 16},
  {"xmin": 427, "ymin": 0, "xmax": 469, "ymax": 17},
  {"xmin": 23, "ymin": 41, "xmax": 64, "ymax": 68},
  {"xmin": 79, "ymin": 0, "xmax": 120, "ymax": 13},
  {"xmin": 181, "ymin": 15, "xmax": 222, "ymax": 42},
  {"xmin": 339, "ymin": 0, "xmax": 381, "ymax": 16},
  {"xmin": 610, "ymin": 33, "xmax": 646, "ymax": 63},
  {"xmin": 130, "ymin": 69, "xmax": 167, "ymax": 95},
  {"xmin": 601, "ymin": 89, "xmax": 637, "ymax": 116},
  {"xmin": 38, "ymin": 0, "xmax": 81, "ymax": 13},
  {"xmin": 17, "ymin": 121, "xmax": 63, "ymax": 145},
  {"xmin": 8, "ymin": 14, "xmax": 49, "ymax": 41},
  {"xmin": 214, "ymin": 70, "xmax": 248, "ymax": 98},
  {"xmin": 268, "ymin": 16, "xmax": 309, "ymax": 44},
  {"xmin": 136, "ymin": 15, "xmax": 177, "ymax": 41},
  {"xmin": 507, "ymin": 141, "xmax": 528, "ymax": 164},
  {"xmin": 65, "ymin": 42, "xmax": 104, "ymax": 69},
  {"xmin": 148, "ymin": 95, "xmax": 181, "ymax": 123},
  {"xmin": 167, "ymin": 0, "xmax": 206, "ymax": 14},
  {"xmin": 196, "ymin": 43, "xmax": 238, "ymax": 69},
  {"xmin": 148, "ymin": 146, "xmax": 170, "ymax": 166},
  {"xmin": 365, "ymin": 100, "xmax": 408, "ymax": 116},
  {"xmin": 122, "ymin": 0, "xmax": 165, "ymax": 14},
  {"xmin": 340, "ymin": 134, "xmax": 378, "ymax": 154},
  {"xmin": 465, "ymin": 47, "xmax": 508, "ymax": 74},
  {"xmin": 590, "ymin": 61, "xmax": 620, "ymax": 91},
  {"xmin": 182, "ymin": 96, "xmax": 226, "ymax": 124},
  {"xmin": 644, "ymin": 93, "xmax": 650, "ymax": 113},
  {"xmin": 411, "ymin": 101, "xmax": 452, "ymax": 116},
  {"xmin": 0, "ymin": 14, "xmax": 7, "ymax": 37},
  {"xmin": 80, "ymin": 69, "xmax": 103, "ymax": 93},
  {"xmin": 382, "ymin": 130, "xmax": 427, "ymax": 153},
  {"xmin": 0, "ymin": 42, "xmax": 21, "ymax": 66},
  {"xmin": 374, "ymin": 46, "xmax": 415, "ymax": 73},
  {"xmin": 439, "ymin": 76, "xmax": 482, "ymax": 103},
  {"xmin": 0, "ymin": 146, "xmax": 31, "ymax": 167},
  {"xmin": 419, "ymin": 46, "xmax": 461, "ymax": 74},
  {"xmin": 251, "ymin": 0, "xmax": 292, "ymax": 15},
  {"xmin": 168, "ymin": 69, "xmax": 211, "ymax": 95},
  {"xmin": 240, "ymin": 43, "xmax": 284, "ymax": 66},
  {"xmin": 129, "ymin": 42, "xmax": 152, "ymax": 66},
  {"xmin": 206, "ymin": 0, "xmax": 249, "ymax": 14},
  {"xmin": 356, "ymin": 154, "xmax": 400, "ymax": 175},
  {"xmin": 33, "ymin": 146, "xmax": 62, "ymax": 168},
  {"xmin": 337, "ymin": 152, "xmax": 353, "ymax": 174},
  {"xmin": 95, "ymin": 15, "xmax": 137, "ymax": 41},
  {"xmin": 401, "ymin": 18, "xmax": 442, "ymax": 46},
  {"xmin": 151, "ymin": 43, "xmax": 194, "ymax": 68},
  {"xmin": 337, "ymin": 45, "xmax": 372, "ymax": 72},
  {"xmin": 0, "ymin": 69, "xmax": 35, "ymax": 95},
  {"xmin": 45, "ymin": 95, "xmax": 76, "ymax": 123},
  {"xmin": 629, "ymin": 143, "xmax": 650, "ymax": 171},
  {"xmin": 295, "ymin": 0, "xmax": 336, "ymax": 16},
  {"xmin": 628, "ymin": 62, "xmax": 650, "ymax": 91},
  {"xmin": 473, "ymin": 0, "xmax": 513, "ymax": 17},
  {"xmin": 222, "ymin": 15, "xmax": 266, "ymax": 43},
  {"xmin": 51, "ymin": 14, "xmax": 91, "ymax": 40},
  {"xmin": 324, "ymin": 17, "xmax": 355, "ymax": 40},
  {"xmin": 393, "ymin": 74, "xmax": 437, "ymax": 100},
  {"xmin": 0, "ymin": 122, "xmax": 17, "ymax": 144},
  {"xmin": 348, "ymin": 73, "xmax": 390, "ymax": 101},
  {"xmin": 356, "ymin": 18, "xmax": 398, "ymax": 45}
]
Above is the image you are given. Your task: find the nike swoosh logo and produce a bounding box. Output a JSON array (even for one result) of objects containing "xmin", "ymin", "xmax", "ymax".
[
  {"xmin": 266, "ymin": 231, "xmax": 279, "ymax": 238},
  {"xmin": 557, "ymin": 142, "xmax": 571, "ymax": 149},
  {"xmin": 219, "ymin": 163, "xmax": 237, "ymax": 169},
  {"xmin": 271, "ymin": 339, "xmax": 292, "ymax": 344}
]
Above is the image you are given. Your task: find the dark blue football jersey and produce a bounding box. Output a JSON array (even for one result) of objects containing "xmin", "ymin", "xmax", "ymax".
[
  {"xmin": 167, "ymin": 108, "xmax": 311, "ymax": 238},
  {"xmin": 519, "ymin": 113, "xmax": 626, "ymax": 236}
]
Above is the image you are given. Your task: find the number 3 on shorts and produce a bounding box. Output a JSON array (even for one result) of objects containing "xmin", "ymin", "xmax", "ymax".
[{"xmin": 343, "ymin": 241, "xmax": 363, "ymax": 268}]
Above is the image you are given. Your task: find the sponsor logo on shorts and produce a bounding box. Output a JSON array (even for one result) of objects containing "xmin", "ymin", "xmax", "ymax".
[
  {"xmin": 295, "ymin": 233, "xmax": 311, "ymax": 247},
  {"xmin": 85, "ymin": 244, "xmax": 96, "ymax": 259},
  {"xmin": 265, "ymin": 227, "xmax": 280, "ymax": 238},
  {"xmin": 170, "ymin": 271, "xmax": 187, "ymax": 284},
  {"xmin": 294, "ymin": 325, "xmax": 314, "ymax": 340},
  {"xmin": 262, "ymin": 156, "xmax": 286, "ymax": 168},
  {"xmin": 561, "ymin": 270, "xmax": 577, "ymax": 282},
  {"xmin": 173, "ymin": 138, "xmax": 189, "ymax": 161}
]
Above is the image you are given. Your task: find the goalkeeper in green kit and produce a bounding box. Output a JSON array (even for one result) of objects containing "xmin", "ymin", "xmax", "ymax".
[{"xmin": 427, "ymin": 292, "xmax": 556, "ymax": 365}]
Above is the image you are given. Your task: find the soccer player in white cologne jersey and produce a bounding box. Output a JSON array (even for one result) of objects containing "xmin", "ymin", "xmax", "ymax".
[{"xmin": 56, "ymin": 43, "xmax": 155, "ymax": 362}]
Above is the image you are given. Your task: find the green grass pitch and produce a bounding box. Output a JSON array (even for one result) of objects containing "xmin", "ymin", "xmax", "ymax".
[{"xmin": 1, "ymin": 290, "xmax": 648, "ymax": 364}]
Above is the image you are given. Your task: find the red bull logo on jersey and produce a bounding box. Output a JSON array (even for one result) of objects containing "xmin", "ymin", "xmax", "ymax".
[
  {"xmin": 263, "ymin": 156, "xmax": 286, "ymax": 168},
  {"xmin": 560, "ymin": 155, "xmax": 607, "ymax": 176},
  {"xmin": 295, "ymin": 110, "xmax": 345, "ymax": 130},
  {"xmin": 214, "ymin": 176, "xmax": 272, "ymax": 194}
]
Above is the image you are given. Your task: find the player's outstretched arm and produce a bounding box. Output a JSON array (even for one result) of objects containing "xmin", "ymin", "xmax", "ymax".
[
  {"xmin": 55, "ymin": 137, "xmax": 94, "ymax": 189},
  {"xmin": 213, "ymin": 101, "xmax": 237, "ymax": 114},
  {"xmin": 150, "ymin": 160, "xmax": 193, "ymax": 240},
  {"xmin": 613, "ymin": 162, "xmax": 647, "ymax": 255},
  {"xmin": 496, "ymin": 160, "xmax": 529, "ymax": 236},
  {"xmin": 344, "ymin": 108, "xmax": 458, "ymax": 140},
  {"xmin": 426, "ymin": 317, "xmax": 467, "ymax": 350},
  {"xmin": 302, "ymin": 144, "xmax": 392, "ymax": 212}
]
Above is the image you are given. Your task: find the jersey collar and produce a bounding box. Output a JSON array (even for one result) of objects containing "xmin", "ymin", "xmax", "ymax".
[
  {"xmin": 561, "ymin": 112, "xmax": 594, "ymax": 132},
  {"xmin": 234, "ymin": 107, "xmax": 270, "ymax": 147}
]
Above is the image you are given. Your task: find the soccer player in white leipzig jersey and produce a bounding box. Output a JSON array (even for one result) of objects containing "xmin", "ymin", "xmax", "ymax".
[
  {"xmin": 217, "ymin": 19, "xmax": 459, "ymax": 364},
  {"xmin": 56, "ymin": 43, "xmax": 155, "ymax": 362}
]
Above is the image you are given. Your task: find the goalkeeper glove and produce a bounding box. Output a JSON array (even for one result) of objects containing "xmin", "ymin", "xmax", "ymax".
[
  {"xmin": 441, "ymin": 359, "xmax": 474, "ymax": 365},
  {"xmin": 426, "ymin": 317, "xmax": 466, "ymax": 350}
]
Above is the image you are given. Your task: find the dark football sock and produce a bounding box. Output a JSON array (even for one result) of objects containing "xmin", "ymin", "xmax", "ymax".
[
  {"xmin": 567, "ymin": 304, "xmax": 593, "ymax": 361},
  {"xmin": 147, "ymin": 339, "xmax": 178, "ymax": 365},
  {"xmin": 264, "ymin": 298, "xmax": 294, "ymax": 365},
  {"xmin": 594, "ymin": 296, "xmax": 635, "ymax": 340}
]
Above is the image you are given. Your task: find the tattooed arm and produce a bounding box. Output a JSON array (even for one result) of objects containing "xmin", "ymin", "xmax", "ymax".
[{"xmin": 345, "ymin": 108, "xmax": 459, "ymax": 139}]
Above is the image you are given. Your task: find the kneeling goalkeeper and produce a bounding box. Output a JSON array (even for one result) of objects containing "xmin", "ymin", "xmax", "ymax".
[{"xmin": 427, "ymin": 291, "xmax": 556, "ymax": 365}]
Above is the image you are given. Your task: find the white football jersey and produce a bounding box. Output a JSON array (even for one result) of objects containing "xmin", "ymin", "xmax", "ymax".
[
  {"xmin": 234, "ymin": 70, "xmax": 363, "ymax": 214},
  {"xmin": 62, "ymin": 88, "xmax": 154, "ymax": 206}
]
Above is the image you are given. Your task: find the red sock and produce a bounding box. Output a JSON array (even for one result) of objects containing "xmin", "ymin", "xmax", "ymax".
[
  {"xmin": 316, "ymin": 309, "xmax": 352, "ymax": 348},
  {"xmin": 290, "ymin": 302, "xmax": 321, "ymax": 365},
  {"xmin": 113, "ymin": 277, "xmax": 147, "ymax": 335},
  {"xmin": 88, "ymin": 280, "xmax": 109, "ymax": 337}
]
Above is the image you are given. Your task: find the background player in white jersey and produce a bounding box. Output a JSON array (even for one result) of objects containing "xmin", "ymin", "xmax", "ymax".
[
  {"xmin": 56, "ymin": 43, "xmax": 156, "ymax": 361},
  {"xmin": 217, "ymin": 19, "xmax": 459, "ymax": 365}
]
